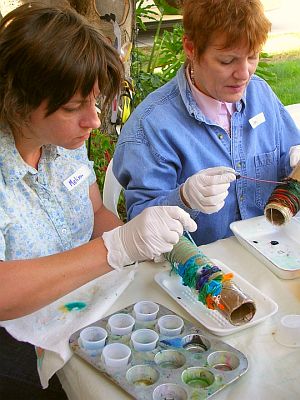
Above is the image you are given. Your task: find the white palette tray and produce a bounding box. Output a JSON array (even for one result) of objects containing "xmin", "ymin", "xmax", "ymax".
[
  {"xmin": 230, "ymin": 216, "xmax": 300, "ymax": 279},
  {"xmin": 155, "ymin": 260, "xmax": 278, "ymax": 336}
]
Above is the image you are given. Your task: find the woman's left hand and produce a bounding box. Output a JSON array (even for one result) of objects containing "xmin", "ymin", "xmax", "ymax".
[{"xmin": 289, "ymin": 145, "xmax": 300, "ymax": 168}]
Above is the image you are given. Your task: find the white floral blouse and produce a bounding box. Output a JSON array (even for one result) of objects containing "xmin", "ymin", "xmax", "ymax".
[{"xmin": 0, "ymin": 130, "xmax": 96, "ymax": 260}]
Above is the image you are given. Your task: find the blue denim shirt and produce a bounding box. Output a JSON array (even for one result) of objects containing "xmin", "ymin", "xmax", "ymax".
[
  {"xmin": 0, "ymin": 130, "xmax": 96, "ymax": 260},
  {"xmin": 113, "ymin": 66, "xmax": 300, "ymax": 245}
]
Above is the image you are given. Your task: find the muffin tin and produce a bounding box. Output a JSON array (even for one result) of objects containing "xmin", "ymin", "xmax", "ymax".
[{"xmin": 69, "ymin": 303, "xmax": 248, "ymax": 399}]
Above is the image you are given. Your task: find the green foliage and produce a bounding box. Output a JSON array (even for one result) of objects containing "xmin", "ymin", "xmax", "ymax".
[
  {"xmin": 135, "ymin": 0, "xmax": 159, "ymax": 31},
  {"xmin": 131, "ymin": 50, "xmax": 168, "ymax": 105},
  {"xmin": 153, "ymin": 0, "xmax": 181, "ymax": 15},
  {"xmin": 267, "ymin": 57, "xmax": 300, "ymax": 105},
  {"xmin": 88, "ymin": 129, "xmax": 126, "ymax": 219},
  {"xmin": 152, "ymin": 24, "xmax": 185, "ymax": 80},
  {"xmin": 88, "ymin": 129, "xmax": 117, "ymax": 190},
  {"xmin": 256, "ymin": 52, "xmax": 277, "ymax": 83}
]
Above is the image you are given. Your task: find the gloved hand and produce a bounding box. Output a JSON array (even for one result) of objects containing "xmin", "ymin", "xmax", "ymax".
[
  {"xmin": 289, "ymin": 145, "xmax": 300, "ymax": 168},
  {"xmin": 102, "ymin": 206, "xmax": 197, "ymax": 269},
  {"xmin": 181, "ymin": 166, "xmax": 236, "ymax": 213}
]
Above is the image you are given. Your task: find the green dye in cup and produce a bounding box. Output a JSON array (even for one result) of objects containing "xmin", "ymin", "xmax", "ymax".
[{"xmin": 182, "ymin": 368, "xmax": 214, "ymax": 388}]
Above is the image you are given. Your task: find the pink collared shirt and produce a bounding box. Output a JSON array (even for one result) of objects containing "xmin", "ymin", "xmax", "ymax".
[{"xmin": 186, "ymin": 66, "xmax": 235, "ymax": 135}]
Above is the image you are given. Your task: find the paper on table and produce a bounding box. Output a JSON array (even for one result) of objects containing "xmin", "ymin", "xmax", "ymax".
[{"xmin": 0, "ymin": 265, "xmax": 136, "ymax": 388}]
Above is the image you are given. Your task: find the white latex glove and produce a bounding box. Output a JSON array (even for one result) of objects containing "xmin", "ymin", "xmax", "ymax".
[
  {"xmin": 181, "ymin": 166, "xmax": 236, "ymax": 214},
  {"xmin": 289, "ymin": 145, "xmax": 300, "ymax": 168},
  {"xmin": 102, "ymin": 206, "xmax": 197, "ymax": 269}
]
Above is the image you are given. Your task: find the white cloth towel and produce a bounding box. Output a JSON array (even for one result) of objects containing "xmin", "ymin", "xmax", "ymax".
[{"xmin": 0, "ymin": 266, "xmax": 136, "ymax": 388}]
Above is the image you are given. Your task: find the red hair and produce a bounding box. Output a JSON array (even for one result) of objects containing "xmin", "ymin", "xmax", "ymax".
[{"xmin": 182, "ymin": 0, "xmax": 271, "ymax": 57}]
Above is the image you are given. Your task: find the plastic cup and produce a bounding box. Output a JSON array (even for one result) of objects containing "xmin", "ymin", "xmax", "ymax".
[
  {"xmin": 102, "ymin": 343, "xmax": 131, "ymax": 368},
  {"xmin": 108, "ymin": 313, "xmax": 135, "ymax": 336},
  {"xmin": 274, "ymin": 314, "xmax": 300, "ymax": 347},
  {"xmin": 131, "ymin": 329, "xmax": 159, "ymax": 352},
  {"xmin": 79, "ymin": 326, "xmax": 107, "ymax": 355},
  {"xmin": 157, "ymin": 315, "xmax": 184, "ymax": 337},
  {"xmin": 133, "ymin": 301, "xmax": 159, "ymax": 321}
]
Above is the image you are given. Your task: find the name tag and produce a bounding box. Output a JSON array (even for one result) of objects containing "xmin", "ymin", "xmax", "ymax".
[
  {"xmin": 249, "ymin": 112, "xmax": 266, "ymax": 129},
  {"xmin": 63, "ymin": 165, "xmax": 91, "ymax": 191}
]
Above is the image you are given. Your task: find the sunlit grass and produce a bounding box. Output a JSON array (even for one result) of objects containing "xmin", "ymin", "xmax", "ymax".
[
  {"xmin": 267, "ymin": 57, "xmax": 300, "ymax": 105},
  {"xmin": 263, "ymin": 33, "xmax": 300, "ymax": 105}
]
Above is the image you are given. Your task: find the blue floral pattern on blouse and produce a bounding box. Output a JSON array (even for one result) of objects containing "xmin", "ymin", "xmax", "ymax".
[{"xmin": 0, "ymin": 130, "xmax": 96, "ymax": 260}]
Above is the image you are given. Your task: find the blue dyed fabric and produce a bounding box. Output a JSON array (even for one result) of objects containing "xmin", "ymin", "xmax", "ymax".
[{"xmin": 0, "ymin": 130, "xmax": 96, "ymax": 260}]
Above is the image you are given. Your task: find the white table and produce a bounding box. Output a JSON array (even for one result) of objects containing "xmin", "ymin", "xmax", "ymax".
[{"xmin": 57, "ymin": 236, "xmax": 300, "ymax": 400}]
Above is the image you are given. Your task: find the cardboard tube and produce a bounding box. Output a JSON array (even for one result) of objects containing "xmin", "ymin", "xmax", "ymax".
[
  {"xmin": 265, "ymin": 162, "xmax": 300, "ymax": 225},
  {"xmin": 218, "ymin": 281, "xmax": 256, "ymax": 326},
  {"xmin": 165, "ymin": 237, "xmax": 256, "ymax": 326}
]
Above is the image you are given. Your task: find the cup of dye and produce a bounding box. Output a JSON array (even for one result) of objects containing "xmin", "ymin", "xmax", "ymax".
[
  {"xmin": 131, "ymin": 328, "xmax": 159, "ymax": 352},
  {"xmin": 102, "ymin": 343, "xmax": 131, "ymax": 368},
  {"xmin": 133, "ymin": 301, "xmax": 159, "ymax": 321},
  {"xmin": 108, "ymin": 313, "xmax": 135, "ymax": 336},
  {"xmin": 274, "ymin": 314, "xmax": 300, "ymax": 347},
  {"xmin": 79, "ymin": 326, "xmax": 107, "ymax": 355},
  {"xmin": 158, "ymin": 315, "xmax": 184, "ymax": 337},
  {"xmin": 152, "ymin": 383, "xmax": 188, "ymax": 400}
]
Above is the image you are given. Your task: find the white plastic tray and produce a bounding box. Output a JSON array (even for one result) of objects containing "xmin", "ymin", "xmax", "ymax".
[
  {"xmin": 230, "ymin": 216, "xmax": 300, "ymax": 279},
  {"xmin": 155, "ymin": 260, "xmax": 278, "ymax": 336}
]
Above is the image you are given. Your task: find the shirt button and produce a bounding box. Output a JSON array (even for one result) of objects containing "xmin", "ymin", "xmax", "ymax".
[
  {"xmin": 218, "ymin": 133, "xmax": 223, "ymax": 139},
  {"xmin": 237, "ymin": 162, "xmax": 241, "ymax": 168},
  {"xmin": 61, "ymin": 228, "xmax": 67, "ymax": 234},
  {"xmin": 240, "ymin": 195, "xmax": 244, "ymax": 201}
]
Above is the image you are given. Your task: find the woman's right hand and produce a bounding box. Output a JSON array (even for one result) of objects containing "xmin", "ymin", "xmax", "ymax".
[
  {"xmin": 102, "ymin": 206, "xmax": 197, "ymax": 269},
  {"xmin": 181, "ymin": 166, "xmax": 236, "ymax": 213}
]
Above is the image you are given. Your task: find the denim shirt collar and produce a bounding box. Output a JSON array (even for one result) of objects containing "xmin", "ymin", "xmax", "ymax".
[
  {"xmin": 0, "ymin": 130, "xmax": 61, "ymax": 186},
  {"xmin": 176, "ymin": 65, "xmax": 246, "ymax": 121}
]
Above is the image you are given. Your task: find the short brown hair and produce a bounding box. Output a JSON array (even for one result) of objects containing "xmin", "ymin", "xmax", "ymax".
[
  {"xmin": 0, "ymin": 1, "xmax": 123, "ymax": 132},
  {"xmin": 182, "ymin": 0, "xmax": 271, "ymax": 57}
]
